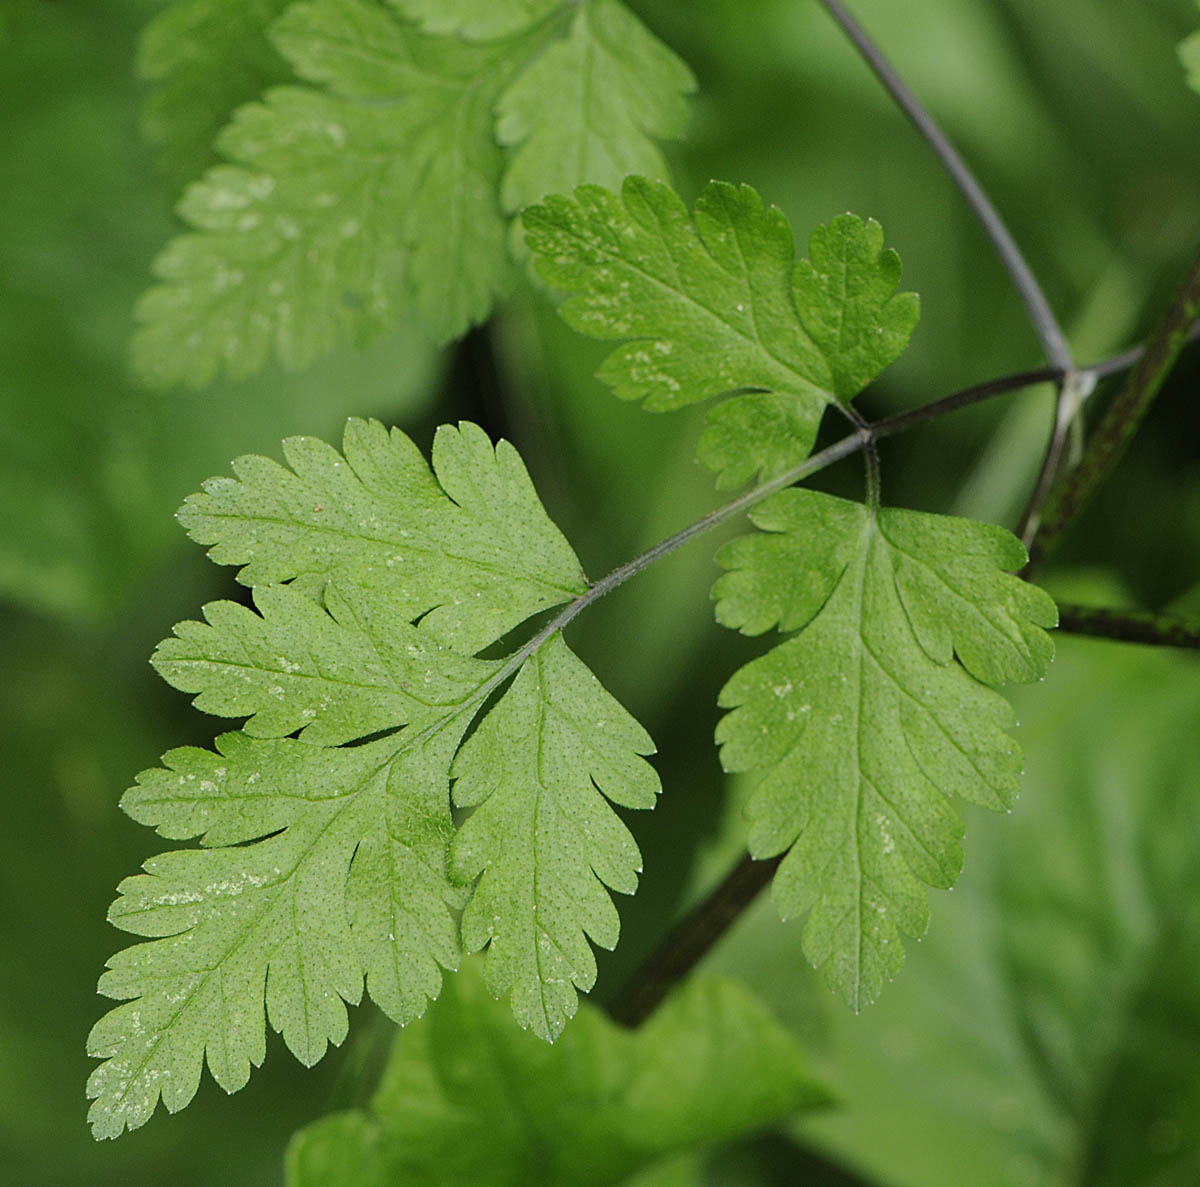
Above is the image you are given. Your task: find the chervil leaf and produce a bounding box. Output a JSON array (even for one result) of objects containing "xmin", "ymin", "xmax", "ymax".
[
  {"xmin": 133, "ymin": 0, "xmax": 694, "ymax": 388},
  {"xmin": 89, "ymin": 420, "xmax": 659, "ymax": 1137},
  {"xmin": 712, "ymin": 489, "xmax": 1056, "ymax": 1010},
  {"xmin": 450, "ymin": 634, "xmax": 659, "ymax": 1041},
  {"xmin": 137, "ymin": 0, "xmax": 296, "ymax": 189},
  {"xmin": 495, "ymin": 0, "xmax": 695, "ymax": 215},
  {"xmin": 285, "ymin": 962, "xmax": 829, "ymax": 1187},
  {"xmin": 525, "ymin": 178, "xmax": 919, "ymax": 488}
]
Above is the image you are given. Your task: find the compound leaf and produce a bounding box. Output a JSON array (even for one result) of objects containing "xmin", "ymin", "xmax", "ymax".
[
  {"xmin": 89, "ymin": 419, "xmax": 658, "ymax": 1137},
  {"xmin": 133, "ymin": 0, "xmax": 693, "ymax": 387},
  {"xmin": 525, "ymin": 178, "xmax": 918, "ymax": 488},
  {"xmin": 285, "ymin": 962, "xmax": 829, "ymax": 1187},
  {"xmin": 713, "ymin": 489, "xmax": 1056, "ymax": 1010}
]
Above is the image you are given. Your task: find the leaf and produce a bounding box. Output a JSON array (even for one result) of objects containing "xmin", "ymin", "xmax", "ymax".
[
  {"xmin": 285, "ymin": 961, "xmax": 830, "ymax": 1187},
  {"xmin": 137, "ymin": 0, "xmax": 296, "ymax": 189},
  {"xmin": 495, "ymin": 0, "xmax": 695, "ymax": 215},
  {"xmin": 88, "ymin": 420, "xmax": 659, "ymax": 1137},
  {"xmin": 1181, "ymin": 12, "xmax": 1200, "ymax": 94},
  {"xmin": 451, "ymin": 634, "xmax": 659, "ymax": 1041},
  {"xmin": 133, "ymin": 0, "xmax": 694, "ymax": 387},
  {"xmin": 525, "ymin": 178, "xmax": 919, "ymax": 488},
  {"xmin": 712, "ymin": 488, "xmax": 1056, "ymax": 1009}
]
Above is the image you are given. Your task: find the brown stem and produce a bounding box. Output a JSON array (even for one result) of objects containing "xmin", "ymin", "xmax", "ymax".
[
  {"xmin": 1057, "ymin": 604, "xmax": 1200, "ymax": 650},
  {"xmin": 609, "ymin": 854, "xmax": 781, "ymax": 1027}
]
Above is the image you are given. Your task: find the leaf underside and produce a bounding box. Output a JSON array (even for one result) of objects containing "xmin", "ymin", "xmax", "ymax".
[
  {"xmin": 87, "ymin": 419, "xmax": 659, "ymax": 1138},
  {"xmin": 713, "ymin": 488, "xmax": 1057, "ymax": 1009}
]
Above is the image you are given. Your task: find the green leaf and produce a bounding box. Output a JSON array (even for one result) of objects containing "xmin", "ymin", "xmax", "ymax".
[
  {"xmin": 712, "ymin": 488, "xmax": 1056, "ymax": 1009},
  {"xmin": 451, "ymin": 634, "xmax": 659, "ymax": 1041},
  {"xmin": 525, "ymin": 178, "xmax": 918, "ymax": 488},
  {"xmin": 133, "ymin": 0, "xmax": 695, "ymax": 387},
  {"xmin": 137, "ymin": 0, "xmax": 296, "ymax": 189},
  {"xmin": 87, "ymin": 729, "xmax": 468, "ymax": 1139},
  {"xmin": 285, "ymin": 961, "xmax": 830, "ymax": 1187},
  {"xmin": 88, "ymin": 420, "xmax": 659, "ymax": 1137},
  {"xmin": 1181, "ymin": 8, "xmax": 1200, "ymax": 94},
  {"xmin": 495, "ymin": 0, "xmax": 694, "ymax": 215}
]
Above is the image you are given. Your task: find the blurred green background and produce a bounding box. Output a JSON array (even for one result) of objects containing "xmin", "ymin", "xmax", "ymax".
[{"xmin": 2, "ymin": 0, "xmax": 1199, "ymax": 1183}]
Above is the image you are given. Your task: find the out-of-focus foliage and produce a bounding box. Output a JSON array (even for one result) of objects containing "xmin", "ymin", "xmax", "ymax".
[
  {"xmin": 286, "ymin": 963, "xmax": 830, "ymax": 1187},
  {"xmin": 703, "ymin": 631, "xmax": 1200, "ymax": 1186},
  {"xmin": 131, "ymin": 0, "xmax": 693, "ymax": 386},
  {"xmin": 0, "ymin": 0, "xmax": 439, "ymax": 623},
  {"xmin": 3, "ymin": 0, "xmax": 1200, "ymax": 1182}
]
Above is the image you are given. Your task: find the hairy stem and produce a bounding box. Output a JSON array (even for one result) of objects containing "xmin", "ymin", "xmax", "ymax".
[
  {"xmin": 1056, "ymin": 604, "xmax": 1200, "ymax": 650},
  {"xmin": 817, "ymin": 0, "xmax": 1073, "ymax": 372},
  {"xmin": 1027, "ymin": 248, "xmax": 1200, "ymax": 566}
]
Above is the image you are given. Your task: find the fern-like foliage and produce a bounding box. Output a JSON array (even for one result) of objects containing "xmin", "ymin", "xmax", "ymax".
[
  {"xmin": 137, "ymin": 0, "xmax": 296, "ymax": 189},
  {"xmin": 95, "ymin": 171, "xmax": 1059, "ymax": 1140},
  {"xmin": 132, "ymin": 0, "xmax": 694, "ymax": 387},
  {"xmin": 528, "ymin": 178, "xmax": 1057, "ymax": 1008},
  {"xmin": 87, "ymin": 420, "xmax": 659, "ymax": 1138}
]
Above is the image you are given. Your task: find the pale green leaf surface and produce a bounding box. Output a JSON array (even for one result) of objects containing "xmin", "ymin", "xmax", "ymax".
[
  {"xmin": 134, "ymin": 0, "xmax": 696, "ymax": 387},
  {"xmin": 1181, "ymin": 9, "xmax": 1200, "ymax": 94},
  {"xmin": 152, "ymin": 581, "xmax": 498, "ymax": 746},
  {"xmin": 451, "ymin": 634, "xmax": 660, "ymax": 1041},
  {"xmin": 713, "ymin": 489, "xmax": 1055, "ymax": 1009},
  {"xmin": 525, "ymin": 179, "xmax": 918, "ymax": 487},
  {"xmin": 90, "ymin": 420, "xmax": 659, "ymax": 1137},
  {"xmin": 285, "ymin": 961, "xmax": 829, "ymax": 1187},
  {"xmin": 176, "ymin": 418, "xmax": 587, "ymax": 655},
  {"xmin": 137, "ymin": 0, "xmax": 296, "ymax": 189},
  {"xmin": 495, "ymin": 0, "xmax": 694, "ymax": 214}
]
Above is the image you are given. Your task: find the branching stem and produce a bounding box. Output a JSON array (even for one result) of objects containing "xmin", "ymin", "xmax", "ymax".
[{"xmin": 460, "ymin": 333, "xmax": 1192, "ymax": 1031}]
